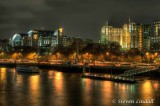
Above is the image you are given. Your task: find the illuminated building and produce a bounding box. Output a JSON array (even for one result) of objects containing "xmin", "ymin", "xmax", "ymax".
[
  {"xmin": 122, "ymin": 24, "xmax": 131, "ymax": 50},
  {"xmin": 58, "ymin": 28, "xmax": 64, "ymax": 45},
  {"xmin": 137, "ymin": 24, "xmax": 143, "ymax": 51},
  {"xmin": 62, "ymin": 36, "xmax": 70, "ymax": 47},
  {"xmin": 100, "ymin": 24, "xmax": 122, "ymax": 46},
  {"xmin": 101, "ymin": 25, "xmax": 113, "ymax": 44},
  {"xmin": 28, "ymin": 30, "xmax": 57, "ymax": 47},
  {"xmin": 141, "ymin": 24, "xmax": 152, "ymax": 52},
  {"xmin": 112, "ymin": 28, "xmax": 122, "ymax": 44},
  {"xmin": 11, "ymin": 28, "xmax": 64, "ymax": 55},
  {"xmin": 129, "ymin": 21, "xmax": 138, "ymax": 49},
  {"xmin": 150, "ymin": 20, "xmax": 160, "ymax": 52},
  {"xmin": 100, "ymin": 20, "xmax": 152, "ymax": 52},
  {"xmin": 27, "ymin": 30, "xmax": 55, "ymax": 54},
  {"xmin": 12, "ymin": 33, "xmax": 28, "ymax": 46},
  {"xmin": 100, "ymin": 23, "xmax": 131, "ymax": 50},
  {"xmin": 128, "ymin": 22, "xmax": 152, "ymax": 53}
]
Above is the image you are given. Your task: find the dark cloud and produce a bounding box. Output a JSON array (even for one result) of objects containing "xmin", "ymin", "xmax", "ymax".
[{"xmin": 1, "ymin": 0, "xmax": 160, "ymax": 41}]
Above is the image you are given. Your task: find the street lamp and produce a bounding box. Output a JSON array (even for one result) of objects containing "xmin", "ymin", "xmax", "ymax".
[
  {"xmin": 106, "ymin": 52, "xmax": 109, "ymax": 61},
  {"xmin": 146, "ymin": 52, "xmax": 149, "ymax": 64},
  {"xmin": 154, "ymin": 52, "xmax": 158, "ymax": 56},
  {"xmin": 106, "ymin": 52, "xmax": 109, "ymax": 55}
]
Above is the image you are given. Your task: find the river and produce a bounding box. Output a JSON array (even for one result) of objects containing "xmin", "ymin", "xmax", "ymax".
[{"xmin": 0, "ymin": 67, "xmax": 159, "ymax": 106}]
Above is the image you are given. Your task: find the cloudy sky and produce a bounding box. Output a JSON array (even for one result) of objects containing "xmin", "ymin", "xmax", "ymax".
[{"xmin": 0, "ymin": 0, "xmax": 160, "ymax": 42}]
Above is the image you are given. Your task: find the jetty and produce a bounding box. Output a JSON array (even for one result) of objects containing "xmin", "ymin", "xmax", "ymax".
[
  {"xmin": 81, "ymin": 73, "xmax": 137, "ymax": 84},
  {"xmin": 120, "ymin": 66, "xmax": 159, "ymax": 77}
]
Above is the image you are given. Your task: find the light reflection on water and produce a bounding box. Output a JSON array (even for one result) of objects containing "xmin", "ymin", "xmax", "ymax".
[{"xmin": 0, "ymin": 68, "xmax": 159, "ymax": 106}]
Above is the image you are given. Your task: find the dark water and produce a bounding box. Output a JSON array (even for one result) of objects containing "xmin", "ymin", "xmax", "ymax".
[{"xmin": 0, "ymin": 68, "xmax": 160, "ymax": 106}]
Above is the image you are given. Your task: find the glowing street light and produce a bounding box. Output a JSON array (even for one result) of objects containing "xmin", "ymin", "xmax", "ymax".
[
  {"xmin": 146, "ymin": 52, "xmax": 150, "ymax": 64},
  {"xmin": 106, "ymin": 52, "xmax": 109, "ymax": 61},
  {"xmin": 106, "ymin": 52, "xmax": 109, "ymax": 55},
  {"xmin": 146, "ymin": 52, "xmax": 149, "ymax": 56},
  {"xmin": 154, "ymin": 52, "xmax": 158, "ymax": 56}
]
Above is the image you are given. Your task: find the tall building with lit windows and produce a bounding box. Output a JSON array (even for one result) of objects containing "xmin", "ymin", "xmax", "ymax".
[
  {"xmin": 128, "ymin": 21, "xmax": 139, "ymax": 49},
  {"xmin": 121, "ymin": 24, "xmax": 131, "ymax": 50},
  {"xmin": 137, "ymin": 24, "xmax": 143, "ymax": 51},
  {"xmin": 100, "ymin": 24, "xmax": 122, "ymax": 46},
  {"xmin": 100, "ymin": 20, "xmax": 152, "ymax": 52},
  {"xmin": 101, "ymin": 25, "xmax": 113, "ymax": 44},
  {"xmin": 112, "ymin": 28, "xmax": 122, "ymax": 44},
  {"xmin": 141, "ymin": 24, "xmax": 152, "ymax": 52},
  {"xmin": 100, "ymin": 23, "xmax": 132, "ymax": 50},
  {"xmin": 150, "ymin": 20, "xmax": 160, "ymax": 52}
]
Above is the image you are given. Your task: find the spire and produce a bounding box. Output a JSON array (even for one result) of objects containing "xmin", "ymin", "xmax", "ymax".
[
  {"xmin": 129, "ymin": 17, "xmax": 131, "ymax": 24},
  {"xmin": 106, "ymin": 20, "xmax": 109, "ymax": 26}
]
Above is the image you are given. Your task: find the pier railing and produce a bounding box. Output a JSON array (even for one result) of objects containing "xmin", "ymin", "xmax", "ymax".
[{"xmin": 120, "ymin": 66, "xmax": 159, "ymax": 77}]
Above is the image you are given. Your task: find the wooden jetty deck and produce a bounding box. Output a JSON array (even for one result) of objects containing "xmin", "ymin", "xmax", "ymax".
[{"xmin": 81, "ymin": 74, "xmax": 137, "ymax": 84}]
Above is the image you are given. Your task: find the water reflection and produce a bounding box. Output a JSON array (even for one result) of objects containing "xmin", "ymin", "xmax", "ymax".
[
  {"xmin": 53, "ymin": 72, "xmax": 64, "ymax": 97},
  {"xmin": 153, "ymin": 81, "xmax": 159, "ymax": 91},
  {"xmin": 141, "ymin": 80, "xmax": 154, "ymax": 99},
  {"xmin": 0, "ymin": 68, "xmax": 159, "ymax": 106},
  {"xmin": 0, "ymin": 68, "xmax": 7, "ymax": 84}
]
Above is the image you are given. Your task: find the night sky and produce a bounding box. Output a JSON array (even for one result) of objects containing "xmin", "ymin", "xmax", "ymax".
[{"xmin": 0, "ymin": 0, "xmax": 160, "ymax": 42}]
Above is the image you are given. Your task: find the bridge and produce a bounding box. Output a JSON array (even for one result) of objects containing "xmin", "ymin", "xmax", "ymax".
[{"xmin": 120, "ymin": 66, "xmax": 159, "ymax": 77}]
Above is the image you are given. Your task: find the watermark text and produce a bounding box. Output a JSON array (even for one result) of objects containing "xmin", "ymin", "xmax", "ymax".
[{"xmin": 112, "ymin": 99, "xmax": 155, "ymax": 104}]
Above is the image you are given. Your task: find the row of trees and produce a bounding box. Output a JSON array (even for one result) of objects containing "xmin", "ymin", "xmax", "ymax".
[
  {"xmin": 49, "ymin": 40, "xmax": 145, "ymax": 62},
  {"xmin": 0, "ymin": 38, "xmax": 157, "ymax": 63}
]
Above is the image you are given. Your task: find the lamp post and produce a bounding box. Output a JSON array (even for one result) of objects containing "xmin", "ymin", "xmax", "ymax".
[
  {"xmin": 154, "ymin": 52, "xmax": 158, "ymax": 57},
  {"xmin": 146, "ymin": 52, "xmax": 149, "ymax": 64},
  {"xmin": 106, "ymin": 52, "xmax": 109, "ymax": 61},
  {"xmin": 153, "ymin": 52, "xmax": 158, "ymax": 64}
]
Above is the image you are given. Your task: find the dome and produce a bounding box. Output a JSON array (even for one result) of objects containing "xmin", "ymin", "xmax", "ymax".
[{"xmin": 12, "ymin": 33, "xmax": 22, "ymax": 46}]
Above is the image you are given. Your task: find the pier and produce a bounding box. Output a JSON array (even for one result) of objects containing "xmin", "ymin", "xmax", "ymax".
[
  {"xmin": 120, "ymin": 66, "xmax": 159, "ymax": 77},
  {"xmin": 81, "ymin": 73, "xmax": 137, "ymax": 84}
]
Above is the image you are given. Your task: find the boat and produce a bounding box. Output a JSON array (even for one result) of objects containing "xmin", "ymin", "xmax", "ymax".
[{"xmin": 16, "ymin": 65, "xmax": 40, "ymax": 73}]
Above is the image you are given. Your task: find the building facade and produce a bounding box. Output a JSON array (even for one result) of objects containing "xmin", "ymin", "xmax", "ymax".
[
  {"xmin": 11, "ymin": 28, "xmax": 64, "ymax": 55},
  {"xmin": 101, "ymin": 25, "xmax": 113, "ymax": 44},
  {"xmin": 12, "ymin": 33, "xmax": 28, "ymax": 46},
  {"xmin": 100, "ymin": 20, "xmax": 152, "ymax": 52},
  {"xmin": 129, "ymin": 22, "xmax": 138, "ymax": 49},
  {"xmin": 122, "ymin": 24, "xmax": 131, "ymax": 50},
  {"xmin": 142, "ymin": 24, "xmax": 152, "ymax": 52},
  {"xmin": 100, "ymin": 25, "xmax": 122, "ymax": 46},
  {"xmin": 150, "ymin": 20, "xmax": 160, "ymax": 52}
]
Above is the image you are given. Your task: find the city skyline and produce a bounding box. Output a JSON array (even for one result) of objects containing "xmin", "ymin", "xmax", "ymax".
[{"xmin": 1, "ymin": 0, "xmax": 160, "ymax": 42}]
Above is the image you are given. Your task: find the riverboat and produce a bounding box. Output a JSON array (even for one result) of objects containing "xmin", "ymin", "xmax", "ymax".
[{"xmin": 16, "ymin": 65, "xmax": 40, "ymax": 73}]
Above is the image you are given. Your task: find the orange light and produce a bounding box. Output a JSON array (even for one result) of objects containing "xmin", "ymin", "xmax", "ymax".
[
  {"xmin": 59, "ymin": 28, "xmax": 63, "ymax": 33},
  {"xmin": 146, "ymin": 52, "xmax": 149, "ymax": 55},
  {"xmin": 106, "ymin": 52, "xmax": 109, "ymax": 55},
  {"xmin": 34, "ymin": 34, "xmax": 38, "ymax": 40},
  {"xmin": 154, "ymin": 52, "xmax": 158, "ymax": 56}
]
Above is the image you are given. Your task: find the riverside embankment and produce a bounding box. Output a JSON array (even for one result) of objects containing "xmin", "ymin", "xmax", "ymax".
[{"xmin": 0, "ymin": 62, "xmax": 160, "ymax": 77}]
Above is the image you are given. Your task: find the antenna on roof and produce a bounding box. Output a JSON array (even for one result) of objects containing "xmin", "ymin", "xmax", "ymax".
[
  {"xmin": 106, "ymin": 20, "xmax": 109, "ymax": 26},
  {"xmin": 129, "ymin": 17, "xmax": 131, "ymax": 24}
]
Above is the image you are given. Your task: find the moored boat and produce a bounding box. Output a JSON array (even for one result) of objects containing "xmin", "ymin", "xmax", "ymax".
[{"xmin": 16, "ymin": 65, "xmax": 40, "ymax": 73}]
